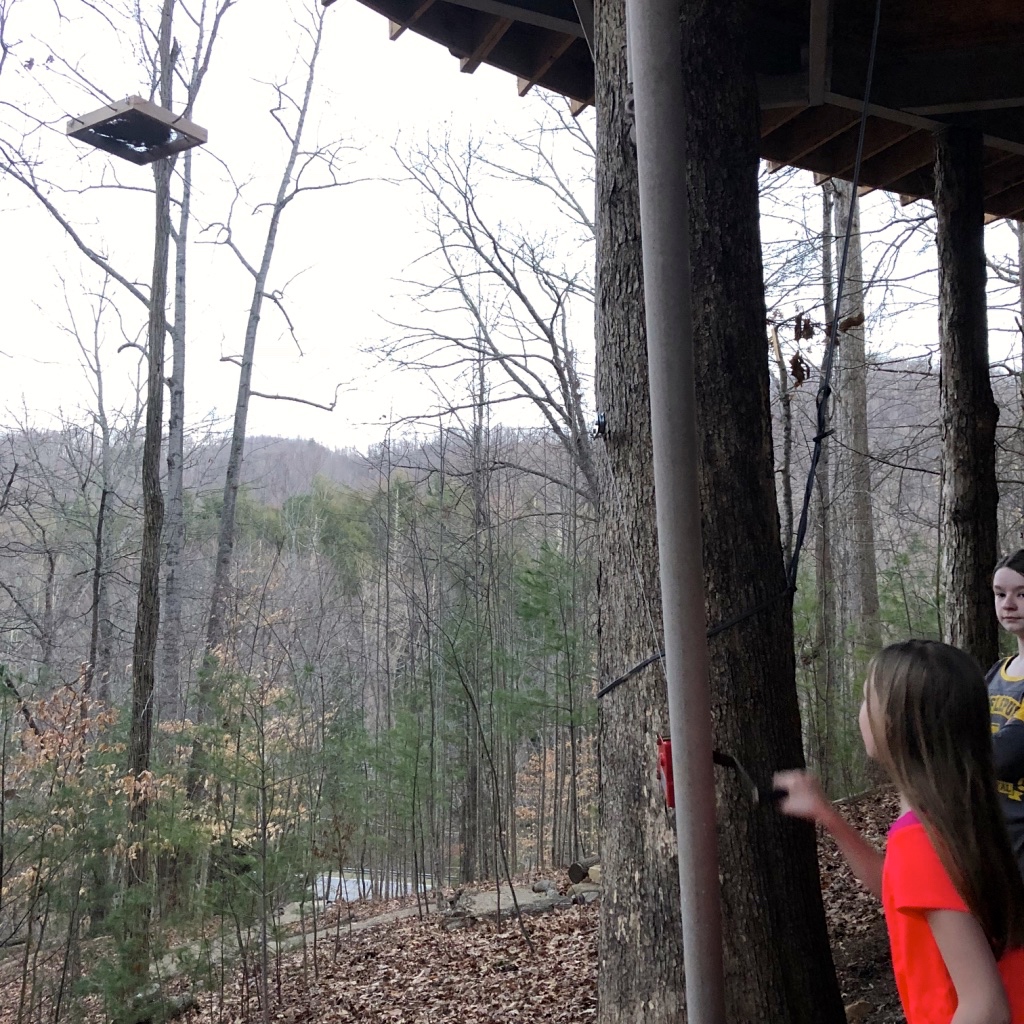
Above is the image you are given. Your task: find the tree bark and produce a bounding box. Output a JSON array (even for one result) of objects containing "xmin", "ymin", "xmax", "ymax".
[
  {"xmin": 812, "ymin": 185, "xmax": 842, "ymax": 790},
  {"xmin": 935, "ymin": 126, "xmax": 999, "ymax": 667},
  {"xmin": 594, "ymin": 0, "xmax": 845, "ymax": 1020},
  {"xmin": 683, "ymin": 4, "xmax": 843, "ymax": 1020},
  {"xmin": 832, "ymin": 179, "xmax": 881, "ymax": 666},
  {"xmin": 204, "ymin": 11, "xmax": 328, "ymax": 660},
  {"xmin": 160, "ymin": 147, "xmax": 190, "ymax": 722},
  {"xmin": 594, "ymin": 0, "xmax": 683, "ymax": 1017},
  {"xmin": 125, "ymin": 0, "xmax": 175, "ymax": 975}
]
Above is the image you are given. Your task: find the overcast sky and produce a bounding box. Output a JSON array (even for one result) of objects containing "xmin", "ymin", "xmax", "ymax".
[
  {"xmin": 1, "ymin": 0, "xmax": 594, "ymax": 450},
  {"xmin": 2, "ymin": 0, "xmax": 1022, "ymax": 457}
]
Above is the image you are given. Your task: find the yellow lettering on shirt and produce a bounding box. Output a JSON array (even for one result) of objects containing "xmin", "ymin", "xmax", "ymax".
[
  {"xmin": 991, "ymin": 694, "xmax": 1023, "ymax": 721},
  {"xmin": 997, "ymin": 779, "xmax": 1024, "ymax": 803}
]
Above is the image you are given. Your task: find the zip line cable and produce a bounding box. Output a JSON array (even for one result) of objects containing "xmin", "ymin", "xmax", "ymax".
[{"xmin": 598, "ymin": 0, "xmax": 885, "ymax": 701}]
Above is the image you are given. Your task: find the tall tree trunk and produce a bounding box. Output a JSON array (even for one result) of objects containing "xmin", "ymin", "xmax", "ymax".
[
  {"xmin": 126, "ymin": 0, "xmax": 175, "ymax": 976},
  {"xmin": 682, "ymin": 3, "xmax": 844, "ymax": 1019},
  {"xmin": 203, "ymin": 12, "xmax": 328, "ymax": 659},
  {"xmin": 594, "ymin": 0, "xmax": 681, "ymax": 1013},
  {"xmin": 86, "ymin": 487, "xmax": 109, "ymax": 698},
  {"xmin": 935, "ymin": 126, "xmax": 999, "ymax": 667},
  {"xmin": 595, "ymin": 0, "xmax": 845, "ymax": 1020},
  {"xmin": 812, "ymin": 185, "xmax": 841, "ymax": 790},
  {"xmin": 832, "ymin": 179, "xmax": 881, "ymax": 667},
  {"xmin": 161, "ymin": 147, "xmax": 190, "ymax": 722},
  {"xmin": 40, "ymin": 550, "xmax": 55, "ymax": 683},
  {"xmin": 771, "ymin": 328, "xmax": 794, "ymax": 562},
  {"xmin": 190, "ymin": 11, "xmax": 329, "ymax": 798}
]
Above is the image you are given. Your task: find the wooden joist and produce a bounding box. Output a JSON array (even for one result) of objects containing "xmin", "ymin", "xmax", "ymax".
[
  {"xmin": 388, "ymin": 0, "xmax": 435, "ymax": 39},
  {"xmin": 760, "ymin": 105, "xmax": 805, "ymax": 138},
  {"xmin": 807, "ymin": 117, "xmax": 916, "ymax": 180},
  {"xmin": 760, "ymin": 105, "xmax": 861, "ymax": 166},
  {"xmin": 517, "ymin": 30, "xmax": 576, "ymax": 96},
  {"xmin": 856, "ymin": 129, "xmax": 935, "ymax": 190},
  {"xmin": 460, "ymin": 15, "xmax": 514, "ymax": 73},
  {"xmin": 982, "ymin": 152, "xmax": 1024, "ymax": 202},
  {"xmin": 985, "ymin": 180, "xmax": 1024, "ymax": 219}
]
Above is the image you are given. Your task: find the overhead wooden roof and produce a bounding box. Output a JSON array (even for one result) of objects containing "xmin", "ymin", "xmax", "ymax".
[{"xmin": 352, "ymin": 0, "xmax": 1024, "ymax": 219}]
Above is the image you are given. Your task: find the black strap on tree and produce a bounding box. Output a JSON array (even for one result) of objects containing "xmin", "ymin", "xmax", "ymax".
[{"xmin": 597, "ymin": 0, "xmax": 885, "ymax": 702}]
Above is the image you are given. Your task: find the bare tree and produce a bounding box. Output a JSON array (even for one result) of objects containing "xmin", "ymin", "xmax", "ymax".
[
  {"xmin": 161, "ymin": 0, "xmax": 235, "ymax": 718},
  {"xmin": 831, "ymin": 178, "xmax": 882, "ymax": 667},
  {"xmin": 194, "ymin": 2, "xmax": 363, "ymax": 782},
  {"xmin": 60, "ymin": 279, "xmax": 146, "ymax": 703},
  {"xmin": 123, "ymin": 0, "xmax": 176, "ymax": 981},
  {"xmin": 935, "ymin": 127, "xmax": 999, "ymax": 667},
  {"xmin": 389, "ymin": 117, "xmax": 598, "ymax": 505}
]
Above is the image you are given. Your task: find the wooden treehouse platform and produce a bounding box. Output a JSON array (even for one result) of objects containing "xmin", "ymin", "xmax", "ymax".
[{"xmin": 350, "ymin": 0, "xmax": 1024, "ymax": 219}]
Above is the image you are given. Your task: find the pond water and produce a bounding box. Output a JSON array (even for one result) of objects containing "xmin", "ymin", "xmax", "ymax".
[{"xmin": 314, "ymin": 871, "xmax": 431, "ymax": 903}]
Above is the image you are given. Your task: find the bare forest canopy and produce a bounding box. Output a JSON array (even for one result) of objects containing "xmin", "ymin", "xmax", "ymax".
[
  {"xmin": 5, "ymin": 0, "xmax": 1024, "ymax": 1015},
  {"xmin": 5, "ymin": 107, "xmax": 1024, "ymax": 1019},
  {"xmin": 2, "ymin": 351, "xmax": 1024, "ymax": 1019}
]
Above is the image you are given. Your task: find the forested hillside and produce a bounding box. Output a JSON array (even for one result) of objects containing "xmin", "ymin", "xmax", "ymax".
[{"xmin": 4, "ymin": 0, "xmax": 1024, "ymax": 1017}]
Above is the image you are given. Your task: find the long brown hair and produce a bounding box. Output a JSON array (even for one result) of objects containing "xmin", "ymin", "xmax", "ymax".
[
  {"xmin": 867, "ymin": 639, "xmax": 1024, "ymax": 957},
  {"xmin": 995, "ymin": 550, "xmax": 1024, "ymax": 578}
]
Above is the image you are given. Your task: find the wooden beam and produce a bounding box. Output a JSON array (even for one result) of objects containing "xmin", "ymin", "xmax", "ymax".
[
  {"xmin": 983, "ymin": 154, "xmax": 1024, "ymax": 202},
  {"xmin": 911, "ymin": 96, "xmax": 1024, "ymax": 117},
  {"xmin": 807, "ymin": 0, "xmax": 831, "ymax": 106},
  {"xmin": 460, "ymin": 15, "xmax": 513, "ymax": 73},
  {"xmin": 388, "ymin": 0, "xmax": 435, "ymax": 39},
  {"xmin": 760, "ymin": 105, "xmax": 805, "ymax": 138},
  {"xmin": 807, "ymin": 118, "xmax": 915, "ymax": 180},
  {"xmin": 760, "ymin": 105, "xmax": 860, "ymax": 165},
  {"xmin": 857, "ymin": 130, "xmax": 935, "ymax": 190},
  {"xmin": 812, "ymin": 173, "xmax": 874, "ymax": 190},
  {"xmin": 823, "ymin": 91, "xmax": 938, "ymax": 133},
  {"xmin": 514, "ymin": 35, "xmax": 593, "ymax": 109},
  {"xmin": 883, "ymin": 46, "xmax": 1024, "ymax": 115},
  {"xmin": 984, "ymin": 179, "xmax": 1024, "ymax": 216},
  {"xmin": 831, "ymin": 42, "xmax": 1024, "ymax": 115},
  {"xmin": 517, "ymin": 32, "xmax": 576, "ymax": 96},
  {"xmin": 392, "ymin": 0, "xmax": 584, "ymax": 39}
]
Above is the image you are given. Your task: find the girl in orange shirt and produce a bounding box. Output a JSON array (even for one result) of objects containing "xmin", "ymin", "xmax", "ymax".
[{"xmin": 776, "ymin": 639, "xmax": 1024, "ymax": 1024}]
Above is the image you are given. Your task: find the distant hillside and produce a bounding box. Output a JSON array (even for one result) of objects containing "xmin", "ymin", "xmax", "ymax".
[{"xmin": 184, "ymin": 435, "xmax": 373, "ymax": 505}]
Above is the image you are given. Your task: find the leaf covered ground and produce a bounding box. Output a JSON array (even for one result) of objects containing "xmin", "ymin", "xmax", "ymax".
[
  {"xmin": 0, "ymin": 788, "xmax": 907, "ymax": 1023},
  {"xmin": 186, "ymin": 905, "xmax": 598, "ymax": 1024},
  {"xmin": 181, "ymin": 787, "xmax": 904, "ymax": 1024}
]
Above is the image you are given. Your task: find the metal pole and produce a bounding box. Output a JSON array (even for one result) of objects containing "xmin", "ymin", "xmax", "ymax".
[{"xmin": 624, "ymin": 0, "xmax": 726, "ymax": 1020}]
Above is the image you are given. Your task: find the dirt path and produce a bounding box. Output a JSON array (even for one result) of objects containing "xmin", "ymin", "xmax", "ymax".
[
  {"xmin": 156, "ymin": 881, "xmax": 600, "ymax": 979},
  {"xmin": 282, "ymin": 880, "xmax": 599, "ymax": 938}
]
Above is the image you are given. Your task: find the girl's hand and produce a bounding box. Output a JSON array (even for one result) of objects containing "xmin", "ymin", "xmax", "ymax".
[
  {"xmin": 774, "ymin": 770, "xmax": 883, "ymax": 897},
  {"xmin": 772, "ymin": 770, "xmax": 832, "ymax": 824}
]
